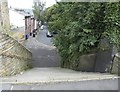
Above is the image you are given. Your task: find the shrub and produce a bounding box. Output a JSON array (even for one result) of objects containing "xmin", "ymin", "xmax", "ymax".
[{"xmin": 53, "ymin": 22, "xmax": 97, "ymax": 68}]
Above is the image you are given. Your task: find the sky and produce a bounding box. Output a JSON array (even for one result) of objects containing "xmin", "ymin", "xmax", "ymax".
[{"xmin": 8, "ymin": 0, "xmax": 56, "ymax": 9}]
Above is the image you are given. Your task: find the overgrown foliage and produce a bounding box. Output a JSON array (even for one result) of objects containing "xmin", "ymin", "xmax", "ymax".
[{"xmin": 44, "ymin": 2, "xmax": 120, "ymax": 68}]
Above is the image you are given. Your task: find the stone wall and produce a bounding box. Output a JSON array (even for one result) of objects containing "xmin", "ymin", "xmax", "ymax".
[
  {"xmin": 0, "ymin": 32, "xmax": 32, "ymax": 77},
  {"xmin": 63, "ymin": 53, "xmax": 96, "ymax": 72},
  {"xmin": 0, "ymin": 0, "xmax": 32, "ymax": 77},
  {"xmin": 111, "ymin": 53, "xmax": 120, "ymax": 76},
  {"xmin": 77, "ymin": 54, "xmax": 96, "ymax": 72},
  {"xmin": 63, "ymin": 51, "xmax": 119, "ymax": 76},
  {"xmin": 0, "ymin": 0, "xmax": 10, "ymax": 31}
]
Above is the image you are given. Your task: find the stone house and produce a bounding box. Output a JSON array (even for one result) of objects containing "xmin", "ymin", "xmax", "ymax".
[
  {"xmin": 25, "ymin": 15, "xmax": 31, "ymax": 39},
  {"xmin": 30, "ymin": 17, "xmax": 35, "ymax": 36},
  {"xmin": 0, "ymin": 0, "xmax": 10, "ymax": 31},
  {"xmin": 9, "ymin": 8, "xmax": 38, "ymax": 39},
  {"xmin": 25, "ymin": 16, "xmax": 39, "ymax": 39}
]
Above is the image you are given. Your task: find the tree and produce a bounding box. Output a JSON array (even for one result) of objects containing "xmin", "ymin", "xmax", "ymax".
[
  {"xmin": 32, "ymin": 0, "xmax": 45, "ymax": 24},
  {"xmin": 44, "ymin": 2, "xmax": 120, "ymax": 68}
]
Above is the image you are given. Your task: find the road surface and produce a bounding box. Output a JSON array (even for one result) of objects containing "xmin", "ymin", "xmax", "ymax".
[
  {"xmin": 23, "ymin": 27, "xmax": 61, "ymax": 67},
  {"xmin": 36, "ymin": 27, "xmax": 53, "ymax": 46},
  {"xmin": 1, "ymin": 78, "xmax": 119, "ymax": 90}
]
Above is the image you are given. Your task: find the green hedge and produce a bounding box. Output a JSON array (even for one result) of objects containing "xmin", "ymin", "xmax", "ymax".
[{"xmin": 44, "ymin": 2, "xmax": 120, "ymax": 69}]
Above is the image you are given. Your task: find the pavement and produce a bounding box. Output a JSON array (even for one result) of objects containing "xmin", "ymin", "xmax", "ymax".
[
  {"xmin": 1, "ymin": 67, "xmax": 119, "ymax": 83},
  {"xmin": 1, "ymin": 67, "xmax": 119, "ymax": 90},
  {"xmin": 36, "ymin": 27, "xmax": 53, "ymax": 46},
  {"xmin": 23, "ymin": 28, "xmax": 61, "ymax": 67},
  {"xmin": 1, "ymin": 79, "xmax": 119, "ymax": 90}
]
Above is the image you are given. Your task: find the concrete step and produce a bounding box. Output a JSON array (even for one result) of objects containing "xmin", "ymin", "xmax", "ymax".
[
  {"xmin": 1, "ymin": 78, "xmax": 119, "ymax": 90},
  {"xmin": 1, "ymin": 67, "xmax": 119, "ymax": 90},
  {"xmin": 1, "ymin": 67, "xmax": 119, "ymax": 84}
]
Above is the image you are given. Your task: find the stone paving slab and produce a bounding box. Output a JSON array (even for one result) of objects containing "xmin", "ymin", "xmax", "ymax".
[{"xmin": 1, "ymin": 67, "xmax": 119, "ymax": 84}]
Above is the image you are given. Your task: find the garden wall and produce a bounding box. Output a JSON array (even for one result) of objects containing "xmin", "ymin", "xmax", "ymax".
[{"xmin": 0, "ymin": 32, "xmax": 32, "ymax": 77}]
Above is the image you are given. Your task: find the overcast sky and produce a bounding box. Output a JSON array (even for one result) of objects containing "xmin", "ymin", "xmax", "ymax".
[{"xmin": 8, "ymin": 0, "xmax": 56, "ymax": 9}]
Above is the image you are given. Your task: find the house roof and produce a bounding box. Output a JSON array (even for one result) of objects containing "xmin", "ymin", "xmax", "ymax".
[{"xmin": 9, "ymin": 8, "xmax": 33, "ymax": 17}]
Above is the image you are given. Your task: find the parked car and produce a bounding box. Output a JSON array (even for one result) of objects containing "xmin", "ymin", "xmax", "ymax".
[
  {"xmin": 46, "ymin": 31, "xmax": 53, "ymax": 37},
  {"xmin": 40, "ymin": 25, "xmax": 44, "ymax": 30}
]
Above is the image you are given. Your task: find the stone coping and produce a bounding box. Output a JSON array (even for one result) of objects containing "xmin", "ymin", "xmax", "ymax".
[
  {"xmin": 1, "ymin": 77, "xmax": 119, "ymax": 85},
  {"xmin": 0, "ymin": 32, "xmax": 31, "ymax": 53}
]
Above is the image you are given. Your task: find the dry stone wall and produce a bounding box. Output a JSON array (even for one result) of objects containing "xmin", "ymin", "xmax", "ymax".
[
  {"xmin": 111, "ymin": 53, "xmax": 120, "ymax": 76},
  {"xmin": 0, "ymin": 32, "xmax": 32, "ymax": 77},
  {"xmin": 0, "ymin": 0, "xmax": 32, "ymax": 77}
]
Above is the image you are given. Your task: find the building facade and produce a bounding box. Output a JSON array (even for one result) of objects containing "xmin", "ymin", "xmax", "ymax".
[
  {"xmin": 9, "ymin": 8, "xmax": 38, "ymax": 39},
  {"xmin": 0, "ymin": 0, "xmax": 10, "ymax": 31},
  {"xmin": 9, "ymin": 9, "xmax": 25, "ymax": 28}
]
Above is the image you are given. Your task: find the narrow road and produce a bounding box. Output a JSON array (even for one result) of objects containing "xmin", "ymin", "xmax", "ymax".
[
  {"xmin": 36, "ymin": 27, "xmax": 53, "ymax": 46},
  {"xmin": 24, "ymin": 26, "xmax": 61, "ymax": 67},
  {"xmin": 3, "ymin": 26, "xmax": 118, "ymax": 91}
]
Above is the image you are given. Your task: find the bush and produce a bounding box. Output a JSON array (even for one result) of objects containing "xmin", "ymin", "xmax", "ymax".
[
  {"xmin": 53, "ymin": 22, "xmax": 97, "ymax": 69},
  {"xmin": 45, "ymin": 2, "xmax": 120, "ymax": 69}
]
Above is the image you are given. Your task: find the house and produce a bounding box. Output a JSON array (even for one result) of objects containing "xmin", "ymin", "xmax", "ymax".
[
  {"xmin": 9, "ymin": 8, "xmax": 38, "ymax": 40},
  {"xmin": 30, "ymin": 17, "xmax": 35, "ymax": 36},
  {"xmin": 25, "ymin": 15, "xmax": 31, "ymax": 39},
  {"xmin": 0, "ymin": 0, "xmax": 10, "ymax": 31}
]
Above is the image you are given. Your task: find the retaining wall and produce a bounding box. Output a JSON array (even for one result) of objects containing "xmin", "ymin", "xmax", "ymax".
[
  {"xmin": 111, "ymin": 53, "xmax": 120, "ymax": 76},
  {"xmin": 0, "ymin": 32, "xmax": 32, "ymax": 77}
]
